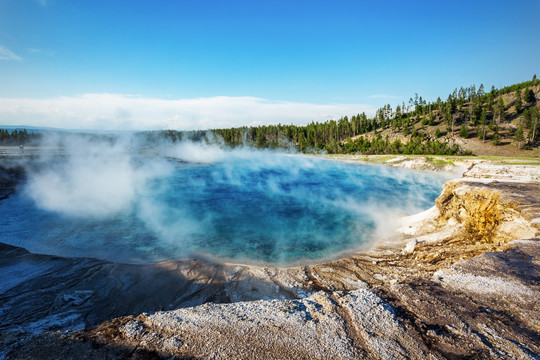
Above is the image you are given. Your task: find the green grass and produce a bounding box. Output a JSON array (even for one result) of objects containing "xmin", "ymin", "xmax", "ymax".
[
  {"xmin": 324, "ymin": 154, "xmax": 540, "ymax": 167},
  {"xmin": 425, "ymin": 157, "xmax": 455, "ymax": 168},
  {"xmin": 459, "ymin": 155, "xmax": 540, "ymax": 165}
]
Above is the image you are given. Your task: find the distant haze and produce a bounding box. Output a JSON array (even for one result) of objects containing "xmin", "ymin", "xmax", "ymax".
[{"xmin": 0, "ymin": 94, "xmax": 375, "ymax": 131}]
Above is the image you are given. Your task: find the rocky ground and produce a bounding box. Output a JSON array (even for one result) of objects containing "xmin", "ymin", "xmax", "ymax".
[{"xmin": 1, "ymin": 159, "xmax": 539, "ymax": 359}]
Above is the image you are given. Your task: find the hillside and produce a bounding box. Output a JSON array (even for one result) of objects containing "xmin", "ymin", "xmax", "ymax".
[
  {"xmin": 354, "ymin": 81, "xmax": 540, "ymax": 157},
  {"xmin": 209, "ymin": 76, "xmax": 540, "ymax": 157}
]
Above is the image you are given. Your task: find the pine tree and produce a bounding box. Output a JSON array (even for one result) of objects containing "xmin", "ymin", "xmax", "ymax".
[
  {"xmin": 476, "ymin": 125, "xmax": 485, "ymax": 141},
  {"xmin": 492, "ymin": 132, "xmax": 500, "ymax": 146},
  {"xmin": 514, "ymin": 125, "xmax": 525, "ymax": 149},
  {"xmin": 480, "ymin": 108, "xmax": 487, "ymax": 142},
  {"xmin": 530, "ymin": 106, "xmax": 539, "ymax": 143},
  {"xmin": 515, "ymin": 89, "xmax": 523, "ymax": 112},
  {"xmin": 478, "ymin": 84, "xmax": 485, "ymax": 97},
  {"xmin": 496, "ymin": 97, "xmax": 505, "ymax": 123},
  {"xmin": 459, "ymin": 124, "xmax": 469, "ymax": 138},
  {"xmin": 523, "ymin": 87, "xmax": 534, "ymax": 104}
]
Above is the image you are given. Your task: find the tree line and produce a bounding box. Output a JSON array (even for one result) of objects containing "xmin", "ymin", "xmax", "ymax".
[{"xmin": 0, "ymin": 129, "xmax": 40, "ymax": 146}]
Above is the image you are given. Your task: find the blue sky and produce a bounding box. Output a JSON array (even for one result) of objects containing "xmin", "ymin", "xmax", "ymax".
[{"xmin": 0, "ymin": 0, "xmax": 539, "ymax": 130}]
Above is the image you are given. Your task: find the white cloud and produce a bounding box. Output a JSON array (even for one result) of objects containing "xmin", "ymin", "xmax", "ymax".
[
  {"xmin": 0, "ymin": 45, "xmax": 22, "ymax": 61},
  {"xmin": 368, "ymin": 94, "xmax": 401, "ymax": 100},
  {"xmin": 0, "ymin": 94, "xmax": 376, "ymax": 131}
]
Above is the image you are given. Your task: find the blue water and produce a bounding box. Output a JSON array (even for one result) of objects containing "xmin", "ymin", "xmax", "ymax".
[{"xmin": 0, "ymin": 154, "xmax": 448, "ymax": 264}]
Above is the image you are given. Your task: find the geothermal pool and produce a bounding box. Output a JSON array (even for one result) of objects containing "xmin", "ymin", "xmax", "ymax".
[{"xmin": 0, "ymin": 150, "xmax": 448, "ymax": 265}]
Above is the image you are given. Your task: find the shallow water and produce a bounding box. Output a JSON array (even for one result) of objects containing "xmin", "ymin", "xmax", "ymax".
[{"xmin": 0, "ymin": 153, "xmax": 449, "ymax": 264}]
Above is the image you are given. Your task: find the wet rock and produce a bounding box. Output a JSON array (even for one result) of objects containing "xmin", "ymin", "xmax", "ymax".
[
  {"xmin": 0, "ymin": 162, "xmax": 25, "ymax": 200},
  {"xmin": 54, "ymin": 290, "xmax": 94, "ymax": 307}
]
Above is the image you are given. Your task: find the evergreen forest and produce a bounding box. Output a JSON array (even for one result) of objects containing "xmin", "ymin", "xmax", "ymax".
[{"xmin": 0, "ymin": 129, "xmax": 40, "ymax": 146}]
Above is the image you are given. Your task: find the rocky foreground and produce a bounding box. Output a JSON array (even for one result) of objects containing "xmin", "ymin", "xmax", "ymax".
[{"xmin": 1, "ymin": 161, "xmax": 539, "ymax": 359}]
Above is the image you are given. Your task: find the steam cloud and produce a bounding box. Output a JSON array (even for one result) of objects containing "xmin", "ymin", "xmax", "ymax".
[
  {"xmin": 26, "ymin": 135, "xmax": 143, "ymax": 217},
  {"xmin": 11, "ymin": 133, "xmax": 451, "ymax": 264}
]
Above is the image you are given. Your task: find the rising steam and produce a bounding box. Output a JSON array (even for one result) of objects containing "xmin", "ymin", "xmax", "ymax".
[{"xmin": 2, "ymin": 133, "xmax": 451, "ymax": 264}]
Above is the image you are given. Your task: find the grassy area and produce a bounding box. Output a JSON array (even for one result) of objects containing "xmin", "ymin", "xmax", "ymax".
[
  {"xmin": 324, "ymin": 153, "xmax": 540, "ymax": 168},
  {"xmin": 442, "ymin": 155, "xmax": 540, "ymax": 165},
  {"xmin": 425, "ymin": 157, "xmax": 455, "ymax": 168}
]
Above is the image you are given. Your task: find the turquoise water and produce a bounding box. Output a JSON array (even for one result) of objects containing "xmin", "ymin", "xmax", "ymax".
[{"xmin": 0, "ymin": 154, "xmax": 448, "ymax": 264}]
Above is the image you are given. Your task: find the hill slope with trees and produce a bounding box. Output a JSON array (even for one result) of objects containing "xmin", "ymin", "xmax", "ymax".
[{"xmin": 210, "ymin": 76, "xmax": 540, "ymax": 156}]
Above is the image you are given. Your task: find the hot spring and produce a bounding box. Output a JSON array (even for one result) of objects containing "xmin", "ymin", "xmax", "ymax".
[{"xmin": 0, "ymin": 144, "xmax": 450, "ymax": 265}]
